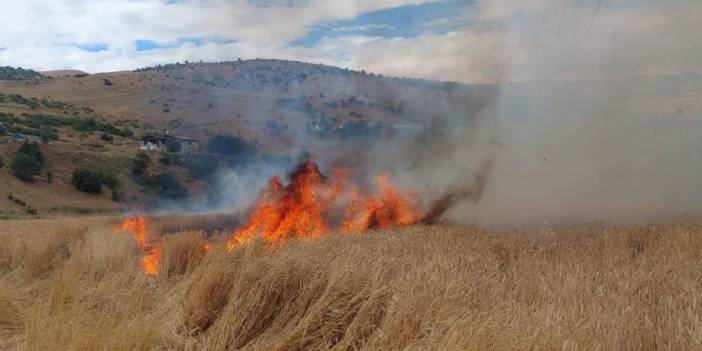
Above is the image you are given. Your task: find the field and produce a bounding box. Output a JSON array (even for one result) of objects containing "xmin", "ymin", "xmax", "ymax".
[{"xmin": 2, "ymin": 216, "xmax": 702, "ymax": 350}]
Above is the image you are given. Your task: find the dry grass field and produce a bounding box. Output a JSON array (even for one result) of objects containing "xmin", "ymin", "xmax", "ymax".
[{"xmin": 2, "ymin": 216, "xmax": 702, "ymax": 350}]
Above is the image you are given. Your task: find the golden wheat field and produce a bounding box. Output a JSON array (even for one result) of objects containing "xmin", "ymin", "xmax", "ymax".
[{"xmin": 2, "ymin": 216, "xmax": 702, "ymax": 350}]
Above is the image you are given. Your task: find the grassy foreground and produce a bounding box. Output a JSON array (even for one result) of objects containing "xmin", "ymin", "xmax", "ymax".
[{"xmin": 1, "ymin": 217, "xmax": 702, "ymax": 350}]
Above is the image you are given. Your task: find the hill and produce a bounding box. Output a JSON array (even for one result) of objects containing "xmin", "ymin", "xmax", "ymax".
[
  {"xmin": 1, "ymin": 59, "xmax": 700, "ymax": 220},
  {"xmin": 0, "ymin": 59, "xmax": 492, "ymax": 218}
]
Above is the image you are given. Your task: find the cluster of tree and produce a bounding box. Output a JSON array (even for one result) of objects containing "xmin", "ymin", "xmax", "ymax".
[
  {"xmin": 205, "ymin": 135, "xmax": 259, "ymax": 165},
  {"xmin": 10, "ymin": 141, "xmax": 44, "ymax": 182},
  {"xmin": 0, "ymin": 66, "xmax": 44, "ymax": 80},
  {"xmin": 71, "ymin": 169, "xmax": 122, "ymax": 200},
  {"xmin": 131, "ymin": 152, "xmax": 187, "ymax": 199}
]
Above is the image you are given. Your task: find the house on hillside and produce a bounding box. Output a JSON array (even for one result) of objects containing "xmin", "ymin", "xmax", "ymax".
[{"xmin": 140, "ymin": 133, "xmax": 199, "ymax": 154}]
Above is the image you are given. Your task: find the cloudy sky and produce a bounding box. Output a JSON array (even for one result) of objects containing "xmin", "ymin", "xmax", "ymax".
[{"xmin": 0, "ymin": 0, "xmax": 699, "ymax": 83}]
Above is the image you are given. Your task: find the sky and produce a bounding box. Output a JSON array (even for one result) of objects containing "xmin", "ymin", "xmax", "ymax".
[{"xmin": 0, "ymin": 0, "xmax": 699, "ymax": 83}]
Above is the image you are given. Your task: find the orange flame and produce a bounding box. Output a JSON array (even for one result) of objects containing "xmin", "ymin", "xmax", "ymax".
[
  {"xmin": 341, "ymin": 174, "xmax": 420, "ymax": 233},
  {"xmin": 117, "ymin": 216, "xmax": 161, "ymax": 277},
  {"xmin": 227, "ymin": 160, "xmax": 419, "ymax": 249}
]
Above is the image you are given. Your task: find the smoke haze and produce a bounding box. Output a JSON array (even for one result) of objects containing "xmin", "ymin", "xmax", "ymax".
[{"xmin": 162, "ymin": 0, "xmax": 702, "ymax": 229}]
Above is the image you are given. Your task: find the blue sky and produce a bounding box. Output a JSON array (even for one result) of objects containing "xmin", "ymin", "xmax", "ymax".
[
  {"xmin": 131, "ymin": 1, "xmax": 474, "ymax": 53},
  {"xmin": 293, "ymin": 0, "xmax": 473, "ymax": 47}
]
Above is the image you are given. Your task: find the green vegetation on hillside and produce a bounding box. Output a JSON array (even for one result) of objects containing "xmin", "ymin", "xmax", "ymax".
[
  {"xmin": 10, "ymin": 141, "xmax": 44, "ymax": 182},
  {"xmin": 0, "ymin": 66, "xmax": 44, "ymax": 80},
  {"xmin": 71, "ymin": 169, "xmax": 103, "ymax": 194},
  {"xmin": 0, "ymin": 112, "xmax": 133, "ymax": 140},
  {"xmin": 0, "ymin": 93, "xmax": 84, "ymax": 111}
]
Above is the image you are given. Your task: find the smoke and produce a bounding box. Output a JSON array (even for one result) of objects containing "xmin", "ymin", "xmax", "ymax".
[
  {"xmin": 171, "ymin": 0, "xmax": 702, "ymax": 229},
  {"xmin": 308, "ymin": 0, "xmax": 702, "ymax": 227},
  {"xmin": 447, "ymin": 0, "xmax": 702, "ymax": 226}
]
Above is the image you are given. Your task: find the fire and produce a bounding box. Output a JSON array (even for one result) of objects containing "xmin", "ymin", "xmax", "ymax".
[
  {"xmin": 341, "ymin": 174, "xmax": 420, "ymax": 233},
  {"xmin": 227, "ymin": 160, "xmax": 419, "ymax": 250},
  {"xmin": 116, "ymin": 216, "xmax": 161, "ymax": 277}
]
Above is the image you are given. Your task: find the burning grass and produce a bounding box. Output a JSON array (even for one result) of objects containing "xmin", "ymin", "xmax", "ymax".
[{"xmin": 3, "ymin": 217, "xmax": 702, "ymax": 349}]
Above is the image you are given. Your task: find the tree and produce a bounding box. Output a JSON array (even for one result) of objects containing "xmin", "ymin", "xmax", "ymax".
[
  {"xmin": 185, "ymin": 154, "xmax": 218, "ymax": 180},
  {"xmin": 72, "ymin": 169, "xmax": 102, "ymax": 194},
  {"xmin": 39, "ymin": 126, "xmax": 57, "ymax": 144},
  {"xmin": 10, "ymin": 153, "xmax": 41, "ymax": 182},
  {"xmin": 18, "ymin": 141, "xmax": 44, "ymax": 166},
  {"xmin": 97, "ymin": 171, "xmax": 119, "ymax": 189},
  {"xmin": 151, "ymin": 172, "xmax": 187, "ymax": 199},
  {"xmin": 165, "ymin": 137, "xmax": 181, "ymax": 153},
  {"xmin": 206, "ymin": 135, "xmax": 258, "ymax": 158},
  {"xmin": 131, "ymin": 152, "xmax": 151, "ymax": 179}
]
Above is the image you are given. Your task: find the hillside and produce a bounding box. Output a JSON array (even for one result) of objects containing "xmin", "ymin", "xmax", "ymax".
[
  {"xmin": 0, "ymin": 59, "xmax": 492, "ymax": 218},
  {"xmin": 1, "ymin": 59, "xmax": 700, "ymax": 220}
]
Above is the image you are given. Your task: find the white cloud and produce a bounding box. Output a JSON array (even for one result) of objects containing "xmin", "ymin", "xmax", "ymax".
[
  {"xmin": 0, "ymin": 0, "xmax": 699, "ymax": 83},
  {"xmin": 332, "ymin": 0, "xmax": 702, "ymax": 83},
  {"xmin": 0, "ymin": 0, "xmax": 436, "ymax": 72}
]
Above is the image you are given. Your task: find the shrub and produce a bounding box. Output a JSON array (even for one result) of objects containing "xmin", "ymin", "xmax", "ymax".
[
  {"xmin": 18, "ymin": 141, "xmax": 44, "ymax": 166},
  {"xmin": 165, "ymin": 137, "xmax": 182, "ymax": 153},
  {"xmin": 39, "ymin": 127, "xmax": 57, "ymax": 144},
  {"xmin": 131, "ymin": 153, "xmax": 151, "ymax": 180},
  {"xmin": 151, "ymin": 173, "xmax": 187, "ymax": 199},
  {"xmin": 100, "ymin": 132, "xmax": 113, "ymax": 142},
  {"xmin": 97, "ymin": 171, "xmax": 119, "ymax": 189},
  {"xmin": 71, "ymin": 169, "xmax": 102, "ymax": 194},
  {"xmin": 118, "ymin": 128, "xmax": 134, "ymax": 138},
  {"xmin": 206, "ymin": 135, "xmax": 258, "ymax": 158},
  {"xmin": 185, "ymin": 154, "xmax": 218, "ymax": 180},
  {"xmin": 159, "ymin": 153, "xmax": 172, "ymax": 165},
  {"xmin": 73, "ymin": 118, "xmax": 98, "ymax": 133},
  {"xmin": 10, "ymin": 153, "xmax": 41, "ymax": 182},
  {"xmin": 111, "ymin": 188, "xmax": 123, "ymax": 202}
]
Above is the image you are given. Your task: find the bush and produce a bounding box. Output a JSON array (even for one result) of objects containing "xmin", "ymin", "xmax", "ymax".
[
  {"xmin": 18, "ymin": 141, "xmax": 44, "ymax": 166},
  {"xmin": 97, "ymin": 171, "xmax": 119, "ymax": 189},
  {"xmin": 10, "ymin": 153, "xmax": 41, "ymax": 182},
  {"xmin": 159, "ymin": 153, "xmax": 172, "ymax": 165},
  {"xmin": 100, "ymin": 132, "xmax": 113, "ymax": 142},
  {"xmin": 131, "ymin": 152, "xmax": 151, "ymax": 180},
  {"xmin": 165, "ymin": 137, "xmax": 182, "ymax": 153},
  {"xmin": 71, "ymin": 169, "xmax": 102, "ymax": 194},
  {"xmin": 39, "ymin": 127, "xmax": 57, "ymax": 143},
  {"xmin": 206, "ymin": 135, "xmax": 258, "ymax": 158},
  {"xmin": 151, "ymin": 173, "xmax": 187, "ymax": 199},
  {"xmin": 185, "ymin": 154, "xmax": 218, "ymax": 180},
  {"xmin": 111, "ymin": 188, "xmax": 123, "ymax": 202}
]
